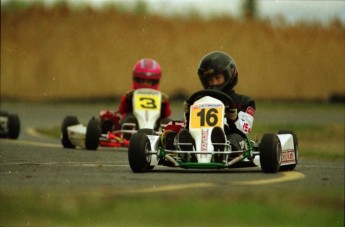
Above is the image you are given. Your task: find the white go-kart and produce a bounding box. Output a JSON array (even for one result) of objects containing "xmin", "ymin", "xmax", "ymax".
[
  {"xmin": 61, "ymin": 88, "xmax": 166, "ymax": 150},
  {"xmin": 128, "ymin": 89, "xmax": 298, "ymax": 173}
]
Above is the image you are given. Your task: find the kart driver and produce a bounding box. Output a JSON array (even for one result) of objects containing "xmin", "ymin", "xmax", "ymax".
[
  {"xmin": 100, "ymin": 58, "xmax": 172, "ymax": 134},
  {"xmin": 181, "ymin": 51, "xmax": 256, "ymax": 151}
]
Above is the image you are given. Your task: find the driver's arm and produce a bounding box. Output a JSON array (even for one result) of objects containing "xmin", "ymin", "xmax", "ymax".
[{"xmin": 231, "ymin": 98, "xmax": 256, "ymax": 135}]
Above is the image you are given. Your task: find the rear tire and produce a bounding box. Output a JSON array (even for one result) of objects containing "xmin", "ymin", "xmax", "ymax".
[
  {"xmin": 85, "ymin": 118, "xmax": 100, "ymax": 150},
  {"xmin": 8, "ymin": 114, "xmax": 20, "ymax": 139},
  {"xmin": 61, "ymin": 116, "xmax": 79, "ymax": 149},
  {"xmin": 128, "ymin": 132, "xmax": 151, "ymax": 173},
  {"xmin": 278, "ymin": 130, "xmax": 298, "ymax": 171},
  {"xmin": 260, "ymin": 133, "xmax": 282, "ymax": 173}
]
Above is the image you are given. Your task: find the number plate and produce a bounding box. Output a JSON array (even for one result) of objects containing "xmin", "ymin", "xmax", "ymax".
[
  {"xmin": 134, "ymin": 90, "xmax": 161, "ymax": 111},
  {"xmin": 190, "ymin": 103, "xmax": 223, "ymax": 129}
]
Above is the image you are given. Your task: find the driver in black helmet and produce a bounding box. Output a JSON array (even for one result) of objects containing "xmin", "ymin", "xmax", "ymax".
[{"xmin": 184, "ymin": 51, "xmax": 256, "ymax": 151}]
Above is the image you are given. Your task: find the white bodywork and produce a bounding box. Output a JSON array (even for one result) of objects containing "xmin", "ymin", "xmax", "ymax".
[
  {"xmin": 277, "ymin": 134, "xmax": 297, "ymax": 166},
  {"xmin": 188, "ymin": 96, "xmax": 227, "ymax": 163},
  {"xmin": 132, "ymin": 88, "xmax": 162, "ymax": 129},
  {"xmin": 67, "ymin": 124, "xmax": 87, "ymax": 148},
  {"xmin": 0, "ymin": 116, "xmax": 9, "ymax": 135},
  {"xmin": 253, "ymin": 133, "xmax": 297, "ymax": 167}
]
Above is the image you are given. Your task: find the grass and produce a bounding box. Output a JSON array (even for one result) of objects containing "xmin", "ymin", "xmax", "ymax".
[{"xmin": 1, "ymin": 188, "xmax": 343, "ymax": 226}]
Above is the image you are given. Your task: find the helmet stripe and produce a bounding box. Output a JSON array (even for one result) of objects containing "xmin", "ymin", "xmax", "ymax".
[{"xmin": 140, "ymin": 58, "xmax": 157, "ymax": 69}]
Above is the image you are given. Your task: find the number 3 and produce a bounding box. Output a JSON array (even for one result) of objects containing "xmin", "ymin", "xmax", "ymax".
[{"xmin": 139, "ymin": 97, "xmax": 157, "ymax": 109}]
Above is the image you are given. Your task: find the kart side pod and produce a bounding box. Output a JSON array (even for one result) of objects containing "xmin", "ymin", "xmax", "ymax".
[
  {"xmin": 259, "ymin": 131, "xmax": 298, "ymax": 173},
  {"xmin": 278, "ymin": 134, "xmax": 298, "ymax": 166},
  {"xmin": 61, "ymin": 116, "xmax": 100, "ymax": 150}
]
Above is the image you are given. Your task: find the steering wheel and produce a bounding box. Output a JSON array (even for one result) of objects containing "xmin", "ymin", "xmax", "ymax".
[{"xmin": 186, "ymin": 89, "xmax": 234, "ymax": 108}]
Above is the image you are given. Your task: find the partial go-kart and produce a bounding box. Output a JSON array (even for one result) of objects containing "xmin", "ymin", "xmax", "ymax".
[
  {"xmin": 61, "ymin": 88, "xmax": 167, "ymax": 150},
  {"xmin": 0, "ymin": 111, "xmax": 20, "ymax": 139},
  {"xmin": 128, "ymin": 89, "xmax": 298, "ymax": 173}
]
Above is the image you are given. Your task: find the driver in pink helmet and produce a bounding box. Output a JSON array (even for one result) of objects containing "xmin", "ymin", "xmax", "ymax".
[{"xmin": 99, "ymin": 58, "xmax": 171, "ymax": 133}]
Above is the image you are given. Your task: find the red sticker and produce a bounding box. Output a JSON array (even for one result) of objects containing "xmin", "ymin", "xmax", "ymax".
[{"xmin": 246, "ymin": 106, "xmax": 255, "ymax": 117}]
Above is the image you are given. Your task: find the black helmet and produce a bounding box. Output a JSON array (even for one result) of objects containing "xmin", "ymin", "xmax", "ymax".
[{"xmin": 197, "ymin": 51, "xmax": 238, "ymax": 91}]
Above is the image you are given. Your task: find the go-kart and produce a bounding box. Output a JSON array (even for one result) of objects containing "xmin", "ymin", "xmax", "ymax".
[
  {"xmin": 0, "ymin": 111, "xmax": 20, "ymax": 139},
  {"xmin": 61, "ymin": 88, "xmax": 166, "ymax": 150},
  {"xmin": 128, "ymin": 89, "xmax": 298, "ymax": 173}
]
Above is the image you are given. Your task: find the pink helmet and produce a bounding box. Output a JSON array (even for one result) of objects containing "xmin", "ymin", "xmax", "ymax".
[{"xmin": 132, "ymin": 58, "xmax": 162, "ymax": 89}]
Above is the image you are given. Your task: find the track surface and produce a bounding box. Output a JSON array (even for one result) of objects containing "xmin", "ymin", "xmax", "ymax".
[{"xmin": 0, "ymin": 102, "xmax": 344, "ymax": 194}]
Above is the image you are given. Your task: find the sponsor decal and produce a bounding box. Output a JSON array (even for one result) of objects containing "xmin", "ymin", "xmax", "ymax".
[
  {"xmin": 242, "ymin": 122, "xmax": 251, "ymax": 133},
  {"xmin": 136, "ymin": 89, "xmax": 160, "ymax": 95},
  {"xmin": 192, "ymin": 103, "xmax": 222, "ymax": 109},
  {"xmin": 201, "ymin": 129, "xmax": 208, "ymax": 152},
  {"xmin": 281, "ymin": 149, "xmax": 295, "ymax": 163},
  {"xmin": 246, "ymin": 106, "xmax": 255, "ymax": 117}
]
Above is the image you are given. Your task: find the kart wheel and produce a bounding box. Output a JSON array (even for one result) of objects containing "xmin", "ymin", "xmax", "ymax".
[
  {"xmin": 259, "ymin": 133, "xmax": 282, "ymax": 173},
  {"xmin": 61, "ymin": 116, "xmax": 79, "ymax": 149},
  {"xmin": 137, "ymin": 129, "xmax": 156, "ymax": 169},
  {"xmin": 128, "ymin": 132, "xmax": 151, "ymax": 173},
  {"xmin": 85, "ymin": 118, "xmax": 100, "ymax": 150},
  {"xmin": 8, "ymin": 114, "xmax": 20, "ymax": 139},
  {"xmin": 278, "ymin": 130, "xmax": 298, "ymax": 171}
]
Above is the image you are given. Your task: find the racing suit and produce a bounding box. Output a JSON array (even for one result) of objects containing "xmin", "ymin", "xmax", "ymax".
[
  {"xmin": 225, "ymin": 90, "xmax": 256, "ymax": 135},
  {"xmin": 224, "ymin": 90, "xmax": 256, "ymax": 150}
]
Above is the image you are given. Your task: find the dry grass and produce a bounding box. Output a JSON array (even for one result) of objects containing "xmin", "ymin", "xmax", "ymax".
[{"xmin": 1, "ymin": 6, "xmax": 344, "ymax": 101}]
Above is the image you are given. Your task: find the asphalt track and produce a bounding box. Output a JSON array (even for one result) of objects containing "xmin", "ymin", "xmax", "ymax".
[{"xmin": 0, "ymin": 102, "xmax": 344, "ymax": 195}]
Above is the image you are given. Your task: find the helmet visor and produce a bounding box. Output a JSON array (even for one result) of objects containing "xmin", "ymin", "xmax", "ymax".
[{"xmin": 134, "ymin": 77, "xmax": 159, "ymax": 85}]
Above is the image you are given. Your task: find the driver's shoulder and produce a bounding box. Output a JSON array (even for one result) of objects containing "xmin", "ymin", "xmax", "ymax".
[{"xmin": 229, "ymin": 92, "xmax": 254, "ymax": 103}]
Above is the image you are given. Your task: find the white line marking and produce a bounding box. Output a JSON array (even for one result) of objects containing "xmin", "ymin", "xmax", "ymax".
[
  {"xmin": 233, "ymin": 171, "xmax": 305, "ymax": 185},
  {"xmin": 26, "ymin": 127, "xmax": 48, "ymax": 138},
  {"xmin": 2, "ymin": 139, "xmax": 61, "ymax": 148},
  {"xmin": 125, "ymin": 182, "xmax": 217, "ymax": 193},
  {"xmin": 2, "ymin": 161, "xmax": 128, "ymax": 168}
]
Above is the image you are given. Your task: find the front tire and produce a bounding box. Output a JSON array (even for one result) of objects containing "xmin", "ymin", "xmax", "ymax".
[
  {"xmin": 85, "ymin": 118, "xmax": 100, "ymax": 150},
  {"xmin": 128, "ymin": 132, "xmax": 152, "ymax": 173},
  {"xmin": 137, "ymin": 128, "xmax": 156, "ymax": 170},
  {"xmin": 259, "ymin": 133, "xmax": 282, "ymax": 173},
  {"xmin": 61, "ymin": 116, "xmax": 79, "ymax": 149}
]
